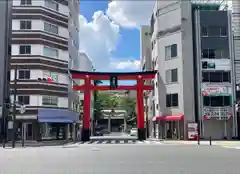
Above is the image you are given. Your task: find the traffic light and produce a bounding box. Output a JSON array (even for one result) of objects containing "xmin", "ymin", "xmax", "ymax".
[
  {"xmin": 110, "ymin": 75, "xmax": 118, "ymax": 88},
  {"xmin": 38, "ymin": 77, "xmax": 53, "ymax": 83}
]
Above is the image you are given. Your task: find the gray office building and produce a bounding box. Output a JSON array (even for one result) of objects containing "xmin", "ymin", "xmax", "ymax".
[
  {"xmin": 149, "ymin": 1, "xmax": 235, "ymax": 140},
  {"xmin": 0, "ymin": 1, "xmax": 12, "ymax": 141}
]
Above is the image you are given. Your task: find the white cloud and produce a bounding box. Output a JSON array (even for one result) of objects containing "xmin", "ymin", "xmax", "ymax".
[
  {"xmin": 110, "ymin": 59, "xmax": 140, "ymax": 70},
  {"xmin": 79, "ymin": 1, "xmax": 152, "ymax": 71},
  {"xmin": 106, "ymin": 1, "xmax": 154, "ymax": 29},
  {"xmin": 79, "ymin": 11, "xmax": 120, "ymax": 70}
]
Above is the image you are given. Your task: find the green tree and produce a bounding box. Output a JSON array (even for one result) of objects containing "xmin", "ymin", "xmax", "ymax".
[
  {"xmin": 121, "ymin": 97, "xmax": 136, "ymax": 124},
  {"xmin": 93, "ymin": 80, "xmax": 103, "ymax": 125}
]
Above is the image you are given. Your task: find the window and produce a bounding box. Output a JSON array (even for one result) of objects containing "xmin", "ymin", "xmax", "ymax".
[
  {"xmin": 18, "ymin": 96, "xmax": 30, "ymax": 105},
  {"xmin": 203, "ymin": 26, "xmax": 228, "ymax": 37},
  {"xmin": 201, "ymin": 26, "xmax": 208, "ymax": 36},
  {"xmin": 165, "ymin": 69, "xmax": 178, "ymax": 83},
  {"xmin": 220, "ymin": 27, "xmax": 227, "ymax": 36},
  {"xmin": 202, "ymin": 71, "xmax": 231, "ymax": 83},
  {"xmin": 45, "ymin": 0, "xmax": 59, "ymax": 11},
  {"xmin": 21, "ymin": 0, "xmax": 31, "ymax": 5},
  {"xmin": 166, "ymin": 93, "xmax": 178, "ymax": 107},
  {"xmin": 43, "ymin": 46, "xmax": 58, "ymax": 58},
  {"xmin": 44, "ymin": 22, "xmax": 58, "ymax": 34},
  {"xmin": 208, "ymin": 27, "xmax": 220, "ymax": 36},
  {"xmin": 18, "ymin": 70, "xmax": 30, "ymax": 79},
  {"xmin": 19, "ymin": 45, "xmax": 31, "ymax": 54},
  {"xmin": 42, "ymin": 96, "xmax": 58, "ymax": 106},
  {"xmin": 203, "ymin": 96, "xmax": 231, "ymax": 107},
  {"xmin": 20, "ymin": 20, "xmax": 31, "ymax": 29},
  {"xmin": 201, "ymin": 49, "xmax": 229, "ymax": 59},
  {"xmin": 171, "ymin": 69, "xmax": 178, "ymax": 82},
  {"xmin": 165, "ymin": 44, "xmax": 178, "ymax": 60}
]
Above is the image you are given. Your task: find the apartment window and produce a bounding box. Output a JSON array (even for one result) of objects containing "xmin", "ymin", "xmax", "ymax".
[
  {"xmin": 19, "ymin": 45, "xmax": 31, "ymax": 54},
  {"xmin": 201, "ymin": 49, "xmax": 229, "ymax": 59},
  {"xmin": 166, "ymin": 93, "xmax": 178, "ymax": 107},
  {"xmin": 202, "ymin": 71, "xmax": 231, "ymax": 83},
  {"xmin": 43, "ymin": 46, "xmax": 58, "ymax": 58},
  {"xmin": 203, "ymin": 96, "xmax": 231, "ymax": 107},
  {"xmin": 45, "ymin": 0, "xmax": 59, "ymax": 11},
  {"xmin": 20, "ymin": 0, "xmax": 31, "ymax": 5},
  {"xmin": 165, "ymin": 69, "xmax": 178, "ymax": 83},
  {"xmin": 18, "ymin": 96, "xmax": 30, "ymax": 105},
  {"xmin": 165, "ymin": 44, "xmax": 177, "ymax": 60},
  {"xmin": 171, "ymin": 69, "xmax": 178, "ymax": 82},
  {"xmin": 202, "ymin": 26, "xmax": 227, "ymax": 37},
  {"xmin": 20, "ymin": 20, "xmax": 31, "ymax": 29},
  {"xmin": 220, "ymin": 27, "xmax": 227, "ymax": 36},
  {"xmin": 201, "ymin": 26, "xmax": 208, "ymax": 36},
  {"xmin": 44, "ymin": 22, "xmax": 58, "ymax": 34},
  {"xmin": 42, "ymin": 96, "xmax": 58, "ymax": 106},
  {"xmin": 18, "ymin": 70, "xmax": 30, "ymax": 79}
]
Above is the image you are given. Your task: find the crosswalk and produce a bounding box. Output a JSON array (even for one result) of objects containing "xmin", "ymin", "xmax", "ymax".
[{"xmin": 63, "ymin": 140, "xmax": 164, "ymax": 147}]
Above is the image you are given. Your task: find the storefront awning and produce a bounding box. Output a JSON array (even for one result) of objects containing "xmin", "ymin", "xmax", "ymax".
[
  {"xmin": 152, "ymin": 114, "xmax": 184, "ymax": 121},
  {"xmin": 37, "ymin": 108, "xmax": 79, "ymax": 123}
]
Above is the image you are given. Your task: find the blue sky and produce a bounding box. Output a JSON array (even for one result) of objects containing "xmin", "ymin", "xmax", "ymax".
[
  {"xmin": 80, "ymin": 1, "xmax": 140, "ymax": 72},
  {"xmin": 79, "ymin": 1, "xmax": 154, "ymax": 84},
  {"xmin": 79, "ymin": 1, "xmax": 154, "ymax": 72}
]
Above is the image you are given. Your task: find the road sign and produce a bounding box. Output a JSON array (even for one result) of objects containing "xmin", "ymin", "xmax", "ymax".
[{"xmin": 19, "ymin": 105, "xmax": 26, "ymax": 114}]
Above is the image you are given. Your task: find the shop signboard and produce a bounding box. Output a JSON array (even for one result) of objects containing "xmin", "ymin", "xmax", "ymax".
[
  {"xmin": 187, "ymin": 122, "xmax": 198, "ymax": 140},
  {"xmin": 203, "ymin": 106, "xmax": 232, "ymax": 120},
  {"xmin": 202, "ymin": 84, "xmax": 232, "ymax": 96}
]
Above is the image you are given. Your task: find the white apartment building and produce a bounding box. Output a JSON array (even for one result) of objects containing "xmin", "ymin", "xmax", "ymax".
[
  {"xmin": 148, "ymin": 1, "xmax": 235, "ymax": 140},
  {"xmin": 10, "ymin": 0, "xmax": 80, "ymax": 141}
]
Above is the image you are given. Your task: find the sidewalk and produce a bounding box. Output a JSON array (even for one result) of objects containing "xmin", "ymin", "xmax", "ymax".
[
  {"xmin": 1, "ymin": 140, "xmax": 73, "ymax": 148},
  {"xmin": 161, "ymin": 140, "xmax": 240, "ymax": 146}
]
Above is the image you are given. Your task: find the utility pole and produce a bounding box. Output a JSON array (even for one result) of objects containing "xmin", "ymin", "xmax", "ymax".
[{"xmin": 12, "ymin": 65, "xmax": 17, "ymax": 148}]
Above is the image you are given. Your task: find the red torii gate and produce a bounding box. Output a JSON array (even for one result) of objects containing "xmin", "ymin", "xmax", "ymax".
[{"xmin": 70, "ymin": 70, "xmax": 157, "ymax": 141}]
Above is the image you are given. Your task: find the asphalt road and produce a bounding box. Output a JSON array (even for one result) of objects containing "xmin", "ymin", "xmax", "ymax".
[{"xmin": 0, "ymin": 144, "xmax": 239, "ymax": 174}]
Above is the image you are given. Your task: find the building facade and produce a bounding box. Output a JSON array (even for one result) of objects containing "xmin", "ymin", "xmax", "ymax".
[
  {"xmin": 10, "ymin": 0, "xmax": 80, "ymax": 141},
  {"xmin": 140, "ymin": 26, "xmax": 154, "ymax": 137},
  {"xmin": 232, "ymin": 0, "xmax": 240, "ymax": 137},
  {"xmin": 149, "ymin": 1, "xmax": 235, "ymax": 140},
  {"xmin": 0, "ymin": 1, "xmax": 13, "ymax": 141}
]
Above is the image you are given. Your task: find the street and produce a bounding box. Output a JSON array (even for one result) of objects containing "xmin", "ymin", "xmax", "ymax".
[{"xmin": 0, "ymin": 143, "xmax": 240, "ymax": 174}]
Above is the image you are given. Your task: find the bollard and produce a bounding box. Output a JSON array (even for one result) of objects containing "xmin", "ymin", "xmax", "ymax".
[
  {"xmin": 197, "ymin": 135, "xmax": 200, "ymax": 145},
  {"xmin": 21, "ymin": 125, "xmax": 24, "ymax": 147},
  {"xmin": 209, "ymin": 136, "xmax": 212, "ymax": 146}
]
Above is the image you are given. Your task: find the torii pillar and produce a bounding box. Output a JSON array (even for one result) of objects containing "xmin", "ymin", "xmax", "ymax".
[
  {"xmin": 82, "ymin": 75, "xmax": 91, "ymax": 141},
  {"xmin": 136, "ymin": 75, "xmax": 146, "ymax": 141}
]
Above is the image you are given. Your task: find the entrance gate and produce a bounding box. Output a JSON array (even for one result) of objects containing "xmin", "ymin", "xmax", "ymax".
[{"xmin": 70, "ymin": 70, "xmax": 157, "ymax": 141}]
